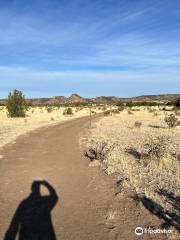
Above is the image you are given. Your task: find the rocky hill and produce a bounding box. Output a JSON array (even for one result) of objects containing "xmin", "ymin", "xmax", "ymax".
[{"xmin": 0, "ymin": 93, "xmax": 179, "ymax": 106}]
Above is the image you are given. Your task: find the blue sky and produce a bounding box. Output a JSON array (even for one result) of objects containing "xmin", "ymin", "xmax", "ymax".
[{"xmin": 0, "ymin": 0, "xmax": 180, "ymax": 98}]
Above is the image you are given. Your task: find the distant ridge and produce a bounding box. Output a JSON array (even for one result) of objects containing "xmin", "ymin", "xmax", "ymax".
[
  {"xmin": 131, "ymin": 94, "xmax": 180, "ymax": 101},
  {"xmin": 0, "ymin": 93, "xmax": 179, "ymax": 106},
  {"xmin": 28, "ymin": 93, "xmax": 180, "ymax": 105}
]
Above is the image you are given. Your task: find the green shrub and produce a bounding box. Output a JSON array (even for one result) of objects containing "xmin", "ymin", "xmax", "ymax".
[
  {"xmin": 63, "ymin": 107, "xmax": 73, "ymax": 115},
  {"xmin": 116, "ymin": 101, "xmax": 124, "ymax": 107},
  {"xmin": 126, "ymin": 101, "xmax": 133, "ymax": 107},
  {"xmin": 6, "ymin": 89, "xmax": 28, "ymax": 117},
  {"xmin": 91, "ymin": 110, "xmax": 96, "ymax": 114},
  {"xmin": 175, "ymin": 98, "xmax": 180, "ymax": 107}
]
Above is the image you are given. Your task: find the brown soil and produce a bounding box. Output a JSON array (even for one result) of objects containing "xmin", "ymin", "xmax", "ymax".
[{"xmin": 0, "ymin": 116, "xmax": 169, "ymax": 240}]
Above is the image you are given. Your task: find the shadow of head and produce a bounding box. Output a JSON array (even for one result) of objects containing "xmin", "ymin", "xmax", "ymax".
[
  {"xmin": 31, "ymin": 181, "xmax": 41, "ymax": 195},
  {"xmin": 4, "ymin": 180, "xmax": 58, "ymax": 240}
]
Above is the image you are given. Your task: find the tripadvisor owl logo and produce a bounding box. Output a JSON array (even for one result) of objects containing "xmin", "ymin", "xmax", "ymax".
[{"xmin": 135, "ymin": 227, "xmax": 144, "ymax": 236}]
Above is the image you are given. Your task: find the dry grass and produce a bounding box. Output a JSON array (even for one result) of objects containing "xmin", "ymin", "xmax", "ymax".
[
  {"xmin": 86, "ymin": 107, "xmax": 180, "ymax": 233},
  {"xmin": 0, "ymin": 106, "xmax": 102, "ymax": 149}
]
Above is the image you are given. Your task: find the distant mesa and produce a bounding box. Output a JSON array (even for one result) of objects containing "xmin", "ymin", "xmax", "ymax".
[{"xmin": 68, "ymin": 94, "xmax": 88, "ymax": 103}]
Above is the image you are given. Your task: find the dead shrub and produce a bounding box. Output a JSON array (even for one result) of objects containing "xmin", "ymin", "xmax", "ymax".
[
  {"xmin": 148, "ymin": 108, "xmax": 156, "ymax": 113},
  {"xmin": 91, "ymin": 110, "xmax": 96, "ymax": 114},
  {"xmin": 104, "ymin": 110, "xmax": 111, "ymax": 116},
  {"xmin": 175, "ymin": 110, "xmax": 180, "ymax": 116},
  {"xmin": 164, "ymin": 114, "xmax": 178, "ymax": 128},
  {"xmin": 85, "ymin": 139, "xmax": 117, "ymax": 161},
  {"xmin": 46, "ymin": 106, "xmax": 53, "ymax": 113},
  {"xmin": 131, "ymin": 108, "xmax": 140, "ymax": 111},
  {"xmin": 134, "ymin": 121, "xmax": 142, "ymax": 128},
  {"xmin": 128, "ymin": 110, "xmax": 133, "ymax": 115},
  {"xmin": 112, "ymin": 109, "xmax": 120, "ymax": 114},
  {"xmin": 125, "ymin": 147, "xmax": 141, "ymax": 160},
  {"xmin": 153, "ymin": 111, "xmax": 159, "ymax": 116},
  {"xmin": 142, "ymin": 135, "xmax": 169, "ymax": 165},
  {"xmin": 118, "ymin": 106, "xmax": 124, "ymax": 111},
  {"xmin": 102, "ymin": 106, "xmax": 107, "ymax": 111}
]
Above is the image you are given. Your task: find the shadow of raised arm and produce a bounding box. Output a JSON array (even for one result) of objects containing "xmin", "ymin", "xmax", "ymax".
[{"xmin": 41, "ymin": 180, "xmax": 59, "ymax": 210}]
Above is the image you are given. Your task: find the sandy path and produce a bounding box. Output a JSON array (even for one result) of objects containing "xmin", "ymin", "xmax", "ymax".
[
  {"xmin": 0, "ymin": 116, "xmax": 117, "ymax": 240},
  {"xmin": 0, "ymin": 116, "xmax": 168, "ymax": 240}
]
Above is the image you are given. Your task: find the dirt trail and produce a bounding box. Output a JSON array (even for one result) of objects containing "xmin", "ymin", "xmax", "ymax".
[{"xmin": 0, "ymin": 116, "xmax": 168, "ymax": 240}]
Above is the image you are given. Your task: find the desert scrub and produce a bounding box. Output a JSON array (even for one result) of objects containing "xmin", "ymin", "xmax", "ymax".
[
  {"xmin": 85, "ymin": 137, "xmax": 118, "ymax": 161},
  {"xmin": 46, "ymin": 106, "xmax": 54, "ymax": 113},
  {"xmin": 175, "ymin": 109, "xmax": 180, "ymax": 116},
  {"xmin": 148, "ymin": 108, "xmax": 156, "ymax": 113},
  {"xmin": 118, "ymin": 106, "xmax": 125, "ymax": 111},
  {"xmin": 164, "ymin": 114, "xmax": 178, "ymax": 128},
  {"xmin": 104, "ymin": 110, "xmax": 111, "ymax": 116},
  {"xmin": 112, "ymin": 109, "xmax": 120, "ymax": 114},
  {"xmin": 127, "ymin": 109, "xmax": 133, "ymax": 115},
  {"xmin": 153, "ymin": 111, "xmax": 159, "ymax": 116},
  {"xmin": 141, "ymin": 135, "xmax": 170, "ymax": 166},
  {"xmin": 63, "ymin": 107, "xmax": 73, "ymax": 115},
  {"xmin": 91, "ymin": 110, "xmax": 96, "ymax": 114},
  {"xmin": 134, "ymin": 121, "xmax": 142, "ymax": 128},
  {"xmin": 86, "ymin": 112, "xmax": 180, "ymax": 228}
]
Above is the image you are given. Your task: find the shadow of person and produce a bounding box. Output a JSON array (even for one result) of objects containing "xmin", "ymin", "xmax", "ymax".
[{"xmin": 4, "ymin": 180, "xmax": 58, "ymax": 240}]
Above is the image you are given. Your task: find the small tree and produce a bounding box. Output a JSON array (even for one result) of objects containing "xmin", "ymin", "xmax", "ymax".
[
  {"xmin": 116, "ymin": 101, "xmax": 124, "ymax": 107},
  {"xmin": 126, "ymin": 101, "xmax": 133, "ymax": 108},
  {"xmin": 175, "ymin": 98, "xmax": 180, "ymax": 107},
  {"xmin": 6, "ymin": 89, "xmax": 28, "ymax": 117}
]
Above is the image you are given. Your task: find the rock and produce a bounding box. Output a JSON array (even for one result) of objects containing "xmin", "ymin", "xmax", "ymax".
[{"xmin": 88, "ymin": 160, "xmax": 101, "ymax": 167}]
